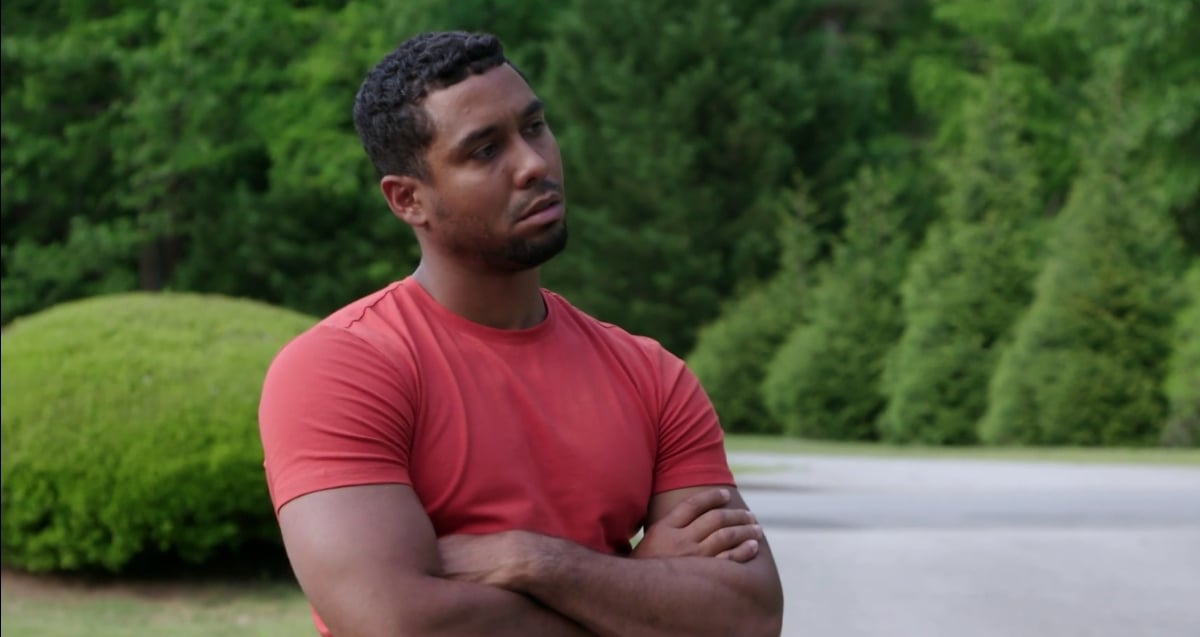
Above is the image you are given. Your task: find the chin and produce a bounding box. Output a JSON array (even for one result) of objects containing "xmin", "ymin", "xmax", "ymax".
[{"xmin": 493, "ymin": 225, "xmax": 568, "ymax": 271}]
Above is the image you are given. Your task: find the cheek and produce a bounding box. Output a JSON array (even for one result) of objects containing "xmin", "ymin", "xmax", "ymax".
[
  {"xmin": 431, "ymin": 190, "xmax": 504, "ymax": 231},
  {"xmin": 429, "ymin": 167, "xmax": 515, "ymax": 223},
  {"xmin": 544, "ymin": 134, "xmax": 564, "ymax": 172}
]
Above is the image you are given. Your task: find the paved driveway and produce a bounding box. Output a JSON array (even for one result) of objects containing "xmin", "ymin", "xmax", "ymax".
[{"xmin": 731, "ymin": 453, "xmax": 1200, "ymax": 637}]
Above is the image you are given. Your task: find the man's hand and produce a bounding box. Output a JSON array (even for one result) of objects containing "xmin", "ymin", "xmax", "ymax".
[
  {"xmin": 434, "ymin": 488, "xmax": 782, "ymax": 637},
  {"xmin": 633, "ymin": 488, "xmax": 763, "ymax": 562},
  {"xmin": 437, "ymin": 489, "xmax": 764, "ymax": 591},
  {"xmin": 438, "ymin": 530, "xmax": 539, "ymax": 589}
]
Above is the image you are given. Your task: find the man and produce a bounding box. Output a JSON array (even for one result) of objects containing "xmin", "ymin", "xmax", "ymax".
[{"xmin": 258, "ymin": 31, "xmax": 784, "ymax": 637}]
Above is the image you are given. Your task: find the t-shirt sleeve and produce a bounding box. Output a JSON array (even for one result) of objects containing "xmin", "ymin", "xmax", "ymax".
[
  {"xmin": 651, "ymin": 347, "xmax": 736, "ymax": 494},
  {"xmin": 258, "ymin": 324, "xmax": 416, "ymax": 514}
]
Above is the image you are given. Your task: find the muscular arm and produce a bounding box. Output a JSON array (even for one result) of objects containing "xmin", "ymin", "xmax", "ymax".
[
  {"xmin": 445, "ymin": 486, "xmax": 784, "ymax": 637},
  {"xmin": 277, "ymin": 484, "xmax": 592, "ymax": 637},
  {"xmin": 532, "ymin": 486, "xmax": 782, "ymax": 637}
]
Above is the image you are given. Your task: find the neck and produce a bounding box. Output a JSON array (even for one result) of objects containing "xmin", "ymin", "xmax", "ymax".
[{"xmin": 412, "ymin": 257, "xmax": 546, "ymax": 330}]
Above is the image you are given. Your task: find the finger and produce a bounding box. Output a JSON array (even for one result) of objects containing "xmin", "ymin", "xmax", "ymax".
[
  {"xmin": 716, "ymin": 539, "xmax": 759, "ymax": 563},
  {"xmin": 700, "ymin": 523, "xmax": 763, "ymax": 556},
  {"xmin": 689, "ymin": 507, "xmax": 756, "ymax": 540},
  {"xmin": 663, "ymin": 488, "xmax": 731, "ymax": 527}
]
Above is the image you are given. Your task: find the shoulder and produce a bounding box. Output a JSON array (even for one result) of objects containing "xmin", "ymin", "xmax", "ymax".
[
  {"xmin": 320, "ymin": 279, "xmax": 413, "ymax": 334},
  {"xmin": 259, "ymin": 282, "xmax": 422, "ymax": 444},
  {"xmin": 544, "ymin": 289, "xmax": 686, "ymax": 375},
  {"xmin": 268, "ymin": 280, "xmax": 422, "ymax": 379}
]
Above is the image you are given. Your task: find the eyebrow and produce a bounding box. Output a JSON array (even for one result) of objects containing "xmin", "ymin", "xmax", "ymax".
[{"xmin": 452, "ymin": 99, "xmax": 545, "ymax": 155}]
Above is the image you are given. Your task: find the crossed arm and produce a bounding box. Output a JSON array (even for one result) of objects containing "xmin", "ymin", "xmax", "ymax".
[{"xmin": 277, "ymin": 484, "xmax": 783, "ymax": 637}]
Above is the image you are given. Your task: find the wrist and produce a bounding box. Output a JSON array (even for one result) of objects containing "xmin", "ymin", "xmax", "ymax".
[{"xmin": 508, "ymin": 531, "xmax": 571, "ymax": 594}]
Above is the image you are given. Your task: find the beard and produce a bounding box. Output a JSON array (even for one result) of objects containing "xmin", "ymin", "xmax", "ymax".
[
  {"xmin": 482, "ymin": 221, "xmax": 569, "ymax": 272},
  {"xmin": 432, "ymin": 190, "xmax": 569, "ymax": 272}
]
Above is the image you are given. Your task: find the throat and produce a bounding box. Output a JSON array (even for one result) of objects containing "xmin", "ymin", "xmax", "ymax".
[{"xmin": 413, "ymin": 263, "xmax": 547, "ymax": 330}]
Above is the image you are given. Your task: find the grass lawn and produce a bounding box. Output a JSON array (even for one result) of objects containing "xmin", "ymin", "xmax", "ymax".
[
  {"xmin": 0, "ymin": 569, "xmax": 313, "ymax": 637},
  {"xmin": 724, "ymin": 433, "xmax": 1200, "ymax": 466}
]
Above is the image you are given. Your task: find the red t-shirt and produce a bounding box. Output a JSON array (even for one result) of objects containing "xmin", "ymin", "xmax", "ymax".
[{"xmin": 258, "ymin": 278, "xmax": 735, "ymax": 633}]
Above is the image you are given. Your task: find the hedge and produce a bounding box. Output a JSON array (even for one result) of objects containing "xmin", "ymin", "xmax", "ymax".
[{"xmin": 1, "ymin": 292, "xmax": 315, "ymax": 573}]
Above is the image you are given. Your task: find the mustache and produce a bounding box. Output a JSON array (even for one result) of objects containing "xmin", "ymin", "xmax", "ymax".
[{"xmin": 526, "ymin": 179, "xmax": 563, "ymax": 200}]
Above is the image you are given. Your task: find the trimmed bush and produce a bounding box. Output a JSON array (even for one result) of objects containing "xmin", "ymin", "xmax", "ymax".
[
  {"xmin": 1, "ymin": 292, "xmax": 315, "ymax": 573},
  {"xmin": 1162, "ymin": 263, "xmax": 1200, "ymax": 446}
]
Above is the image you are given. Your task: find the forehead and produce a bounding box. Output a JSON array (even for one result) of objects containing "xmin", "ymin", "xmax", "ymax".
[{"xmin": 422, "ymin": 64, "xmax": 538, "ymax": 148}]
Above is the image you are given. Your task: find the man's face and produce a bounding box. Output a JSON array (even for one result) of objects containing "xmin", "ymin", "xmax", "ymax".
[{"xmin": 416, "ymin": 63, "xmax": 567, "ymax": 271}]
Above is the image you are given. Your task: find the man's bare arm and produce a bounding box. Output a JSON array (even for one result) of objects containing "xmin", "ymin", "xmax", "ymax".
[
  {"xmin": 443, "ymin": 487, "xmax": 784, "ymax": 637},
  {"xmin": 277, "ymin": 484, "xmax": 593, "ymax": 637}
]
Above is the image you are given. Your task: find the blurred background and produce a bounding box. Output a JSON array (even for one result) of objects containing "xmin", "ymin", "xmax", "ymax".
[{"xmin": 2, "ymin": 0, "xmax": 1197, "ymax": 635}]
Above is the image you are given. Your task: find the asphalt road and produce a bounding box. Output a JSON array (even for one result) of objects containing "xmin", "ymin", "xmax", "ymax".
[{"xmin": 730, "ymin": 453, "xmax": 1200, "ymax": 637}]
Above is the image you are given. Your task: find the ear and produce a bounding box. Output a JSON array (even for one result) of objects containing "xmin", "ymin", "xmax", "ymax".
[{"xmin": 380, "ymin": 175, "xmax": 430, "ymax": 228}]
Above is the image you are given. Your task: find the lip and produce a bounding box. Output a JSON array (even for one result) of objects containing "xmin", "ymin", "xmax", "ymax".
[
  {"xmin": 519, "ymin": 202, "xmax": 564, "ymax": 226},
  {"xmin": 518, "ymin": 196, "xmax": 564, "ymax": 226}
]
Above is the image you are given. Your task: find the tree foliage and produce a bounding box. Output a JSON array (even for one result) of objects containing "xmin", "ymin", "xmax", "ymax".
[
  {"xmin": 879, "ymin": 69, "xmax": 1046, "ymax": 445},
  {"xmin": 981, "ymin": 116, "xmax": 1189, "ymax": 445},
  {"xmin": 763, "ymin": 166, "xmax": 927, "ymax": 441},
  {"xmin": 1, "ymin": 4, "xmax": 148, "ymax": 322},
  {"xmin": 979, "ymin": 1, "xmax": 1198, "ymax": 446},
  {"xmin": 537, "ymin": 0, "xmax": 811, "ymax": 354},
  {"xmin": 688, "ymin": 185, "xmax": 820, "ymax": 433},
  {"xmin": 1162, "ymin": 263, "xmax": 1200, "ymax": 447},
  {"xmin": 3, "ymin": 0, "xmax": 1199, "ymax": 447}
]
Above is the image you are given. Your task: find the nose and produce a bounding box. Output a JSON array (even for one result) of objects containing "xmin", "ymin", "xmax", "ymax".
[{"xmin": 513, "ymin": 137, "xmax": 550, "ymax": 189}]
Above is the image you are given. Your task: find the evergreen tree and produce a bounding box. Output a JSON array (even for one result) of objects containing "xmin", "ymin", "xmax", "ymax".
[
  {"xmin": 981, "ymin": 117, "xmax": 1189, "ymax": 445},
  {"xmin": 880, "ymin": 71, "xmax": 1045, "ymax": 445},
  {"xmin": 911, "ymin": 0, "xmax": 1092, "ymax": 209},
  {"xmin": 537, "ymin": 0, "xmax": 809, "ymax": 354},
  {"xmin": 687, "ymin": 185, "xmax": 819, "ymax": 434},
  {"xmin": 1045, "ymin": 0, "xmax": 1200, "ymax": 216},
  {"xmin": 171, "ymin": 0, "xmax": 438, "ymax": 316},
  {"xmin": 783, "ymin": 0, "xmax": 938, "ymax": 231},
  {"xmin": 0, "ymin": 2, "xmax": 152, "ymax": 323},
  {"xmin": 762, "ymin": 167, "xmax": 924, "ymax": 441},
  {"xmin": 1162, "ymin": 263, "xmax": 1200, "ymax": 446},
  {"xmin": 438, "ymin": 0, "xmax": 566, "ymax": 79},
  {"xmin": 110, "ymin": 0, "xmax": 309, "ymax": 291}
]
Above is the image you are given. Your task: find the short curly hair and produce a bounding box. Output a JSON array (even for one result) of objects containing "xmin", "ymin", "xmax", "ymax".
[{"xmin": 353, "ymin": 31, "xmax": 512, "ymax": 179}]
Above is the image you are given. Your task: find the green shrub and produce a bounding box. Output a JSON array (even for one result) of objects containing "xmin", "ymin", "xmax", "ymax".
[
  {"xmin": 1, "ymin": 292, "xmax": 315, "ymax": 573},
  {"xmin": 1162, "ymin": 263, "xmax": 1200, "ymax": 446},
  {"xmin": 687, "ymin": 184, "xmax": 820, "ymax": 434},
  {"xmin": 688, "ymin": 275, "xmax": 804, "ymax": 434},
  {"xmin": 879, "ymin": 72, "xmax": 1046, "ymax": 445},
  {"xmin": 762, "ymin": 167, "xmax": 918, "ymax": 441},
  {"xmin": 981, "ymin": 126, "xmax": 1188, "ymax": 446}
]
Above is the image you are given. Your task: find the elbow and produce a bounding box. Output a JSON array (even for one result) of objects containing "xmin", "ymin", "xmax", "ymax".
[
  {"xmin": 740, "ymin": 600, "xmax": 783, "ymax": 637},
  {"xmin": 747, "ymin": 579, "xmax": 784, "ymax": 637},
  {"xmin": 711, "ymin": 608, "xmax": 781, "ymax": 637},
  {"xmin": 703, "ymin": 583, "xmax": 782, "ymax": 637},
  {"xmin": 732, "ymin": 607, "xmax": 782, "ymax": 637},
  {"xmin": 754, "ymin": 609, "xmax": 784, "ymax": 637}
]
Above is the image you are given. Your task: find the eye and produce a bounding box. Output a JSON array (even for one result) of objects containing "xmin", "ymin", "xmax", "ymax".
[
  {"xmin": 523, "ymin": 119, "xmax": 547, "ymax": 136},
  {"xmin": 473, "ymin": 143, "xmax": 499, "ymax": 161}
]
